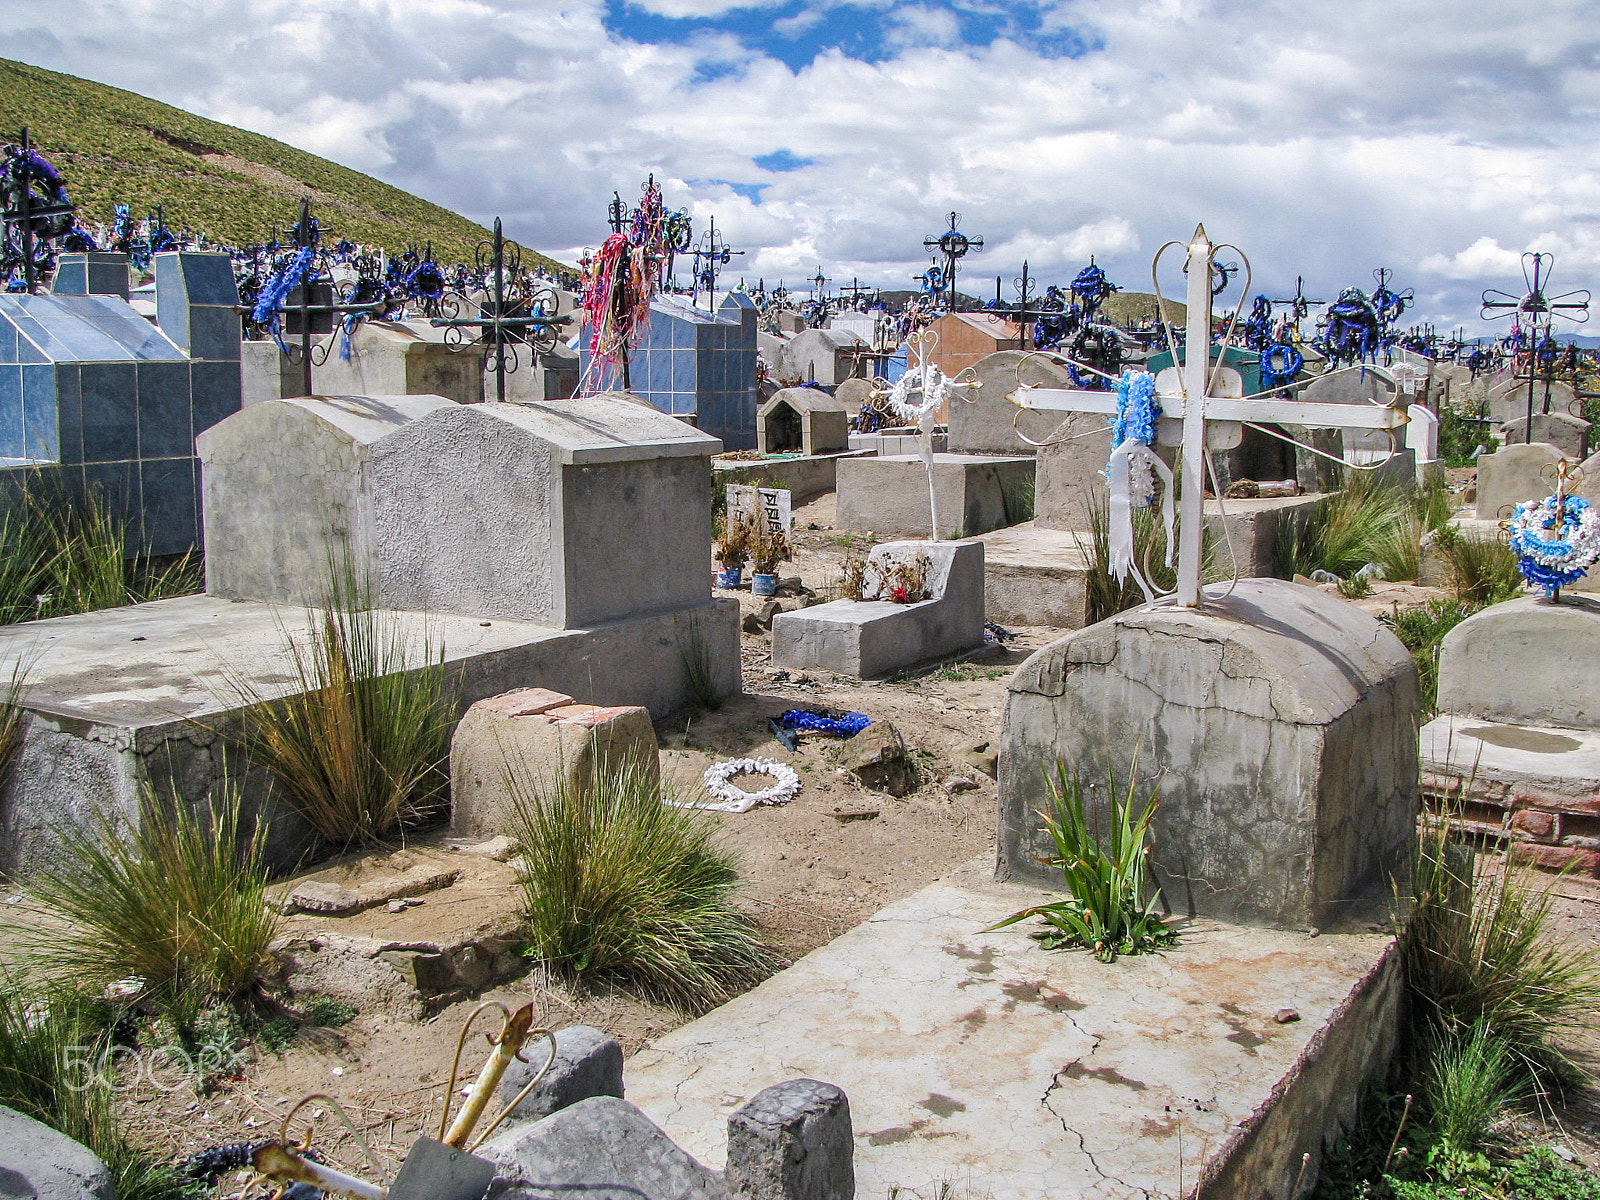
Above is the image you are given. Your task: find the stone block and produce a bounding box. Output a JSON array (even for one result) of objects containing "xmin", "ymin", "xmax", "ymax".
[
  {"xmin": 977, "ymin": 524, "xmax": 1093, "ymax": 629},
  {"xmin": 0, "ymin": 1105, "xmax": 114, "ymax": 1200},
  {"xmin": 725, "ymin": 1080, "xmax": 854, "ymax": 1200},
  {"xmin": 1204, "ymin": 493, "xmax": 1324, "ymax": 579},
  {"xmin": 479, "ymin": 1095, "xmax": 727, "ymax": 1200},
  {"xmin": 771, "ymin": 541, "xmax": 984, "ymax": 679},
  {"xmin": 1436, "ymin": 595, "xmax": 1600, "ymax": 728},
  {"xmin": 1490, "ymin": 377, "xmax": 1575, "ymax": 426},
  {"xmin": 498, "ymin": 1025, "xmax": 625, "ymax": 1123},
  {"xmin": 758, "ymin": 388, "xmax": 850, "ymax": 456},
  {"xmin": 1501, "ymin": 411, "xmax": 1590, "ymax": 460},
  {"xmin": 241, "ymin": 339, "xmax": 299, "ymax": 405},
  {"xmin": 835, "ymin": 454, "xmax": 1033, "ymax": 539},
  {"xmin": 312, "ymin": 320, "xmax": 484, "ymax": 406},
  {"xmin": 715, "ymin": 450, "xmax": 870, "ymax": 507},
  {"xmin": 999, "ymin": 579, "xmax": 1420, "ymax": 928},
  {"xmin": 1475, "ymin": 441, "xmax": 1565, "ymax": 520},
  {"xmin": 451, "ymin": 691, "xmax": 660, "ymax": 838},
  {"xmin": 837, "ymin": 721, "xmax": 913, "ymax": 796},
  {"xmin": 948, "ymin": 350, "xmax": 1072, "ymax": 456},
  {"xmin": 1032, "ymin": 410, "xmax": 1115, "ymax": 532}
]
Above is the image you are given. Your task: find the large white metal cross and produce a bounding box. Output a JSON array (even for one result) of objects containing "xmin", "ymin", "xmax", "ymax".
[{"xmin": 1007, "ymin": 224, "xmax": 1410, "ymax": 608}]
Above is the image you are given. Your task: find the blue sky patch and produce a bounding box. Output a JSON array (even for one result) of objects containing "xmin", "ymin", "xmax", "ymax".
[
  {"xmin": 754, "ymin": 148, "xmax": 814, "ymax": 172},
  {"xmin": 693, "ymin": 178, "xmax": 770, "ymax": 204}
]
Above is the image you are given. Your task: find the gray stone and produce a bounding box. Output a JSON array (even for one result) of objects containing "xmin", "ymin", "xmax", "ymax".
[
  {"xmin": 779, "ymin": 329, "xmax": 869, "ymax": 389},
  {"xmin": 1032, "ymin": 411, "xmax": 1115, "ymax": 532},
  {"xmin": 835, "ymin": 455, "xmax": 1034, "ymax": 540},
  {"xmin": 0, "ymin": 1105, "xmax": 114, "ymax": 1200},
  {"xmin": 725, "ymin": 1080, "xmax": 854, "ymax": 1200},
  {"xmin": 242, "ymin": 338, "xmax": 300, "ymax": 405},
  {"xmin": 976, "ymin": 525, "xmax": 1093, "ymax": 630},
  {"xmin": 1501, "ymin": 411, "xmax": 1591, "ymax": 460},
  {"xmin": 714, "ymin": 451, "xmax": 870, "ymax": 508},
  {"xmin": 1436, "ymin": 595, "xmax": 1600, "ymax": 729},
  {"xmin": 312, "ymin": 320, "xmax": 484, "ymax": 405},
  {"xmin": 771, "ymin": 541, "xmax": 984, "ymax": 680},
  {"xmin": 1475, "ymin": 441, "xmax": 1566, "ymax": 520},
  {"xmin": 759, "ymin": 390, "xmax": 850, "ymax": 456},
  {"xmin": 1288, "ymin": 427, "xmax": 1346, "ymax": 494},
  {"xmin": 838, "ymin": 722, "xmax": 913, "ymax": 797},
  {"xmin": 480, "ymin": 1095, "xmax": 727, "ymax": 1200},
  {"xmin": 497, "ymin": 1025, "xmax": 625, "ymax": 1123},
  {"xmin": 832, "ymin": 377, "xmax": 875, "ymax": 414},
  {"xmin": 999, "ymin": 579, "xmax": 1420, "ymax": 928},
  {"xmin": 948, "ymin": 351, "xmax": 1073, "ymax": 456},
  {"xmin": 1490, "ymin": 376, "xmax": 1575, "ymax": 427}
]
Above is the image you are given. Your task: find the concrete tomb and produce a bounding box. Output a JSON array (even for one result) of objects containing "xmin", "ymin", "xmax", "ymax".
[
  {"xmin": 1475, "ymin": 440, "xmax": 1566, "ymax": 520},
  {"xmin": 834, "ymin": 453, "xmax": 1033, "ymax": 539},
  {"xmin": 777, "ymin": 328, "xmax": 872, "ymax": 389},
  {"xmin": 0, "ymin": 249, "xmax": 243, "ymax": 556},
  {"xmin": 771, "ymin": 539, "xmax": 984, "ymax": 679},
  {"xmin": 0, "ymin": 393, "xmax": 739, "ymax": 874},
  {"xmin": 946, "ymin": 349, "xmax": 1072, "ymax": 457},
  {"xmin": 1500, "ymin": 411, "xmax": 1590, "ymax": 460},
  {"xmin": 1490, "ymin": 376, "xmax": 1576, "ymax": 427},
  {"xmin": 1423, "ymin": 595, "xmax": 1600, "ymax": 877},
  {"xmin": 311, "ymin": 319, "xmax": 483, "ymax": 406},
  {"xmin": 999, "ymin": 579, "xmax": 1421, "ymax": 928},
  {"xmin": 757, "ymin": 387, "xmax": 850, "ymax": 456}
]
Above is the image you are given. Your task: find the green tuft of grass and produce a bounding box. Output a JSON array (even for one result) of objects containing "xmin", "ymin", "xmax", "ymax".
[
  {"xmin": 508, "ymin": 756, "xmax": 779, "ymax": 1013},
  {"xmin": 0, "ymin": 980, "xmax": 194, "ymax": 1200},
  {"xmin": 986, "ymin": 761, "xmax": 1176, "ymax": 963},
  {"xmin": 1433, "ymin": 526, "xmax": 1523, "ymax": 606},
  {"xmin": 1380, "ymin": 598, "xmax": 1479, "ymax": 714},
  {"xmin": 1282, "ymin": 470, "xmax": 1421, "ymax": 582},
  {"xmin": 678, "ymin": 622, "xmax": 726, "ymax": 711},
  {"xmin": 1076, "ymin": 492, "xmax": 1178, "ymax": 625},
  {"xmin": 258, "ymin": 1015, "xmax": 298, "ymax": 1055},
  {"xmin": 8, "ymin": 787, "xmax": 282, "ymax": 1042},
  {"xmin": 232, "ymin": 554, "xmax": 455, "ymax": 848},
  {"xmin": 1421, "ymin": 1019, "xmax": 1525, "ymax": 1177}
]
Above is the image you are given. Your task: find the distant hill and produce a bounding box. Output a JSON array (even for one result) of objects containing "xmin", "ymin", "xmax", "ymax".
[
  {"xmin": 1102, "ymin": 290, "xmax": 1185, "ymax": 328},
  {"xmin": 0, "ymin": 57, "xmax": 570, "ymax": 272}
]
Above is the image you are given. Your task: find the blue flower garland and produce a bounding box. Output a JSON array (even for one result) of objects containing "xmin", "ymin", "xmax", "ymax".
[
  {"xmin": 777, "ymin": 708, "xmax": 870, "ymax": 738},
  {"xmin": 1507, "ymin": 493, "xmax": 1600, "ymax": 597},
  {"xmin": 1110, "ymin": 369, "xmax": 1159, "ymax": 448},
  {"xmin": 251, "ymin": 244, "xmax": 317, "ymax": 352}
]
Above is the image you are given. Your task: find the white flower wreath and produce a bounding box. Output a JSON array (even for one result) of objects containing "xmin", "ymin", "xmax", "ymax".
[{"xmin": 694, "ymin": 757, "xmax": 803, "ymax": 813}]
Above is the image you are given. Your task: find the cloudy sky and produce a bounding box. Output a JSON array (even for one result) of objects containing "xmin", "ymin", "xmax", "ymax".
[{"xmin": 5, "ymin": 0, "xmax": 1599, "ymax": 334}]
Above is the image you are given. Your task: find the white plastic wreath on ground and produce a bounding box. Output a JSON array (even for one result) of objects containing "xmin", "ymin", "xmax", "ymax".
[{"xmin": 687, "ymin": 757, "xmax": 803, "ymax": 813}]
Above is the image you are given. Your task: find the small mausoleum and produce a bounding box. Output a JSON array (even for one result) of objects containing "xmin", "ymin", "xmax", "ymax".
[
  {"xmin": 584, "ymin": 292, "xmax": 758, "ymax": 449},
  {"xmin": 757, "ymin": 387, "xmax": 850, "ymax": 456},
  {"xmin": 0, "ymin": 249, "xmax": 241, "ymax": 555}
]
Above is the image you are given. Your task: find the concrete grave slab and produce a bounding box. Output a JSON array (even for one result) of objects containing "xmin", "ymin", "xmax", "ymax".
[
  {"xmin": 0, "ymin": 1105, "xmax": 114, "ymax": 1200},
  {"xmin": 311, "ymin": 320, "xmax": 483, "ymax": 405},
  {"xmin": 1475, "ymin": 441, "xmax": 1566, "ymax": 520},
  {"xmin": 623, "ymin": 856, "xmax": 1400, "ymax": 1200},
  {"xmin": 1501, "ymin": 411, "xmax": 1590, "ymax": 459},
  {"xmin": 834, "ymin": 454, "xmax": 1033, "ymax": 539},
  {"xmin": 1491, "ymin": 376, "xmax": 1575, "ymax": 427},
  {"xmin": 771, "ymin": 540, "xmax": 984, "ymax": 679},
  {"xmin": 1436, "ymin": 594, "xmax": 1600, "ymax": 729},
  {"xmin": 947, "ymin": 349, "xmax": 1072, "ymax": 456},
  {"xmin": 714, "ymin": 451, "xmax": 871, "ymax": 507},
  {"xmin": 1000, "ymin": 579, "xmax": 1420, "ymax": 928}
]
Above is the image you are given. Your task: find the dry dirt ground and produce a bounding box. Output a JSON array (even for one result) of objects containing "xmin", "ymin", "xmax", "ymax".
[{"xmin": 72, "ymin": 487, "xmax": 1600, "ymax": 1178}]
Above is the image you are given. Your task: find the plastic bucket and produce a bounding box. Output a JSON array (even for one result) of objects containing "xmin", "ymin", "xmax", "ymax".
[
  {"xmin": 716, "ymin": 567, "xmax": 743, "ymax": 589},
  {"xmin": 751, "ymin": 572, "xmax": 778, "ymax": 597}
]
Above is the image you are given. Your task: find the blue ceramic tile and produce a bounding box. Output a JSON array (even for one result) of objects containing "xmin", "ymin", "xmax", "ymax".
[
  {"xmin": 87, "ymin": 263, "xmax": 130, "ymax": 299},
  {"xmin": 0, "ymin": 319, "xmax": 14, "ymax": 364},
  {"xmin": 52, "ymin": 261, "xmax": 88, "ymax": 296},
  {"xmin": 137, "ymin": 456, "xmax": 198, "ymax": 557},
  {"xmin": 184, "ymin": 306, "xmax": 241, "ymax": 361},
  {"xmin": 191, "ymin": 360, "xmax": 241, "ymax": 437},
  {"xmin": 0, "ymin": 367, "xmax": 23, "ymax": 459},
  {"xmin": 83, "ymin": 460, "xmax": 135, "ymax": 546},
  {"xmin": 137, "ymin": 361, "xmax": 192, "ymax": 458},
  {"xmin": 22, "ymin": 365, "xmax": 59, "ymax": 462},
  {"xmin": 55, "ymin": 364, "xmax": 82, "ymax": 464},
  {"xmin": 51, "ymin": 318, "xmax": 131, "ymax": 362},
  {"xmin": 178, "ymin": 254, "xmax": 240, "ymax": 306},
  {"xmin": 80, "ymin": 362, "xmax": 138, "ymax": 462}
]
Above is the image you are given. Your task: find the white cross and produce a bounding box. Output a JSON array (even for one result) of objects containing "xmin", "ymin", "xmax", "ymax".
[
  {"xmin": 873, "ymin": 328, "xmax": 981, "ymax": 540},
  {"xmin": 1007, "ymin": 224, "xmax": 1410, "ymax": 607}
]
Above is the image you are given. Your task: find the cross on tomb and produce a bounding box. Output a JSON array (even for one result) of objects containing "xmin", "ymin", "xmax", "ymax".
[
  {"xmin": 432, "ymin": 217, "xmax": 570, "ymax": 405},
  {"xmin": 1006, "ymin": 224, "xmax": 1410, "ymax": 608},
  {"xmin": 690, "ymin": 215, "xmax": 743, "ymax": 307},
  {"xmin": 1, "ymin": 127, "xmax": 75, "ymax": 293},
  {"xmin": 1270, "ymin": 275, "xmax": 1324, "ymax": 337},
  {"xmin": 923, "ymin": 211, "xmax": 982, "ymax": 311},
  {"xmin": 871, "ymin": 327, "xmax": 981, "ymax": 540},
  {"xmin": 245, "ymin": 197, "xmax": 392, "ymax": 397},
  {"xmin": 1481, "ymin": 251, "xmax": 1591, "ymax": 442}
]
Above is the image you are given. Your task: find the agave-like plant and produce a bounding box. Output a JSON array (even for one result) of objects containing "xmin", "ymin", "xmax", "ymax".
[{"xmin": 987, "ymin": 761, "xmax": 1175, "ymax": 963}]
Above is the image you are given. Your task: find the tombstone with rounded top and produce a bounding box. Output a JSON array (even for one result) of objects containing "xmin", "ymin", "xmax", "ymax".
[
  {"xmin": 1500, "ymin": 411, "xmax": 1590, "ymax": 460},
  {"xmin": 947, "ymin": 349, "xmax": 1073, "ymax": 456},
  {"xmin": 1491, "ymin": 376, "xmax": 1575, "ymax": 426},
  {"xmin": 1475, "ymin": 440, "xmax": 1566, "ymax": 520},
  {"xmin": 999, "ymin": 579, "xmax": 1420, "ymax": 928}
]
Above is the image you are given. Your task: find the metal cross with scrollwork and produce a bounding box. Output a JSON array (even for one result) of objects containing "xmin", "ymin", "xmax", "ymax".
[
  {"xmin": 1006, "ymin": 224, "xmax": 1410, "ymax": 608},
  {"xmin": 923, "ymin": 211, "xmax": 982, "ymax": 311},
  {"xmin": 1481, "ymin": 252, "xmax": 1591, "ymax": 442},
  {"xmin": 432, "ymin": 217, "xmax": 570, "ymax": 404}
]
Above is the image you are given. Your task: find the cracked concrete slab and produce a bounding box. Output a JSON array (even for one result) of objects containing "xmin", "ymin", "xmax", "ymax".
[{"xmin": 624, "ymin": 856, "xmax": 1398, "ymax": 1200}]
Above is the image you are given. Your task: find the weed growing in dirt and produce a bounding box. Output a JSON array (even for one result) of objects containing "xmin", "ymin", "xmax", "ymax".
[
  {"xmin": 508, "ymin": 756, "xmax": 779, "ymax": 1013},
  {"xmin": 1379, "ymin": 598, "xmax": 1479, "ymax": 714},
  {"xmin": 10, "ymin": 787, "xmax": 281, "ymax": 1043},
  {"xmin": 986, "ymin": 761, "xmax": 1175, "ymax": 963},
  {"xmin": 232, "ymin": 554, "xmax": 455, "ymax": 847},
  {"xmin": 1281, "ymin": 471, "xmax": 1420, "ymax": 582},
  {"xmin": 304, "ymin": 997, "xmax": 357, "ymax": 1027},
  {"xmin": 678, "ymin": 623, "xmax": 725, "ymax": 711},
  {"xmin": 1433, "ymin": 527, "xmax": 1522, "ymax": 606}
]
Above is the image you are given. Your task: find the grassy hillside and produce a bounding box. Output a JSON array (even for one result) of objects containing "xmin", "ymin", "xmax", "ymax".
[
  {"xmin": 0, "ymin": 57, "xmax": 570, "ymax": 272},
  {"xmin": 1102, "ymin": 290, "xmax": 1186, "ymax": 328}
]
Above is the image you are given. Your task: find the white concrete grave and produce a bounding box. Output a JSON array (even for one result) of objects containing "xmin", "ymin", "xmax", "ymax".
[
  {"xmin": 311, "ymin": 319, "xmax": 483, "ymax": 405},
  {"xmin": 771, "ymin": 540, "xmax": 984, "ymax": 679}
]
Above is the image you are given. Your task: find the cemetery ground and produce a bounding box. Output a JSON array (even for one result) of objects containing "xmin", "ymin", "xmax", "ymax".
[{"xmin": 6, "ymin": 473, "xmax": 1600, "ymax": 1198}]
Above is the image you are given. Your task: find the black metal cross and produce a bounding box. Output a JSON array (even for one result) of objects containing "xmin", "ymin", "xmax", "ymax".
[
  {"xmin": 1482, "ymin": 251, "xmax": 1591, "ymax": 441},
  {"xmin": 1, "ymin": 127, "xmax": 74, "ymax": 293},
  {"xmin": 922, "ymin": 211, "xmax": 982, "ymax": 311},
  {"xmin": 433, "ymin": 217, "xmax": 570, "ymax": 404},
  {"xmin": 691, "ymin": 215, "xmax": 744, "ymax": 306},
  {"xmin": 245, "ymin": 198, "xmax": 392, "ymax": 397},
  {"xmin": 1270, "ymin": 275, "xmax": 1324, "ymax": 335}
]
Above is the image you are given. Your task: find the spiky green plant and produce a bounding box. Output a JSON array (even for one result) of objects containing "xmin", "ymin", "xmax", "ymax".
[
  {"xmin": 233, "ymin": 557, "xmax": 454, "ymax": 847},
  {"xmin": 677, "ymin": 623, "xmax": 725, "ymax": 711},
  {"xmin": 0, "ymin": 979, "xmax": 192, "ymax": 1200},
  {"xmin": 1380, "ymin": 598, "xmax": 1479, "ymax": 713},
  {"xmin": 9, "ymin": 787, "xmax": 281, "ymax": 1038},
  {"xmin": 508, "ymin": 756, "xmax": 778, "ymax": 1012},
  {"xmin": 1281, "ymin": 469, "xmax": 1422, "ymax": 581},
  {"xmin": 1422, "ymin": 1018, "xmax": 1525, "ymax": 1173},
  {"xmin": 1077, "ymin": 494, "xmax": 1178, "ymax": 624},
  {"xmin": 987, "ymin": 761, "xmax": 1176, "ymax": 963},
  {"xmin": 1433, "ymin": 526, "xmax": 1523, "ymax": 606},
  {"xmin": 1415, "ymin": 475, "xmax": 1456, "ymax": 535},
  {"xmin": 1402, "ymin": 816, "xmax": 1600, "ymax": 1091}
]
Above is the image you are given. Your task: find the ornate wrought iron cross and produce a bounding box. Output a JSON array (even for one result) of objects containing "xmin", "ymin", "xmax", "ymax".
[
  {"xmin": 432, "ymin": 218, "xmax": 570, "ymax": 404},
  {"xmin": 923, "ymin": 211, "xmax": 982, "ymax": 311},
  {"xmin": 1482, "ymin": 252, "xmax": 1591, "ymax": 442},
  {"xmin": 1, "ymin": 127, "xmax": 75, "ymax": 293},
  {"xmin": 690, "ymin": 215, "xmax": 743, "ymax": 307}
]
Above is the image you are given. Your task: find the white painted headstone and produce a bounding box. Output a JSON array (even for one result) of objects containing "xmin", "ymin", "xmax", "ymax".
[{"xmin": 727, "ymin": 484, "xmax": 792, "ymax": 535}]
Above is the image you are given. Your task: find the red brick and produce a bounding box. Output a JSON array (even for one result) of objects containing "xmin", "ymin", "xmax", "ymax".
[
  {"xmin": 1511, "ymin": 809, "xmax": 1557, "ymax": 839},
  {"xmin": 1508, "ymin": 843, "xmax": 1600, "ymax": 877}
]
